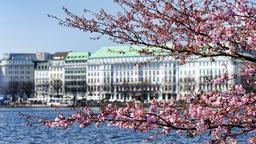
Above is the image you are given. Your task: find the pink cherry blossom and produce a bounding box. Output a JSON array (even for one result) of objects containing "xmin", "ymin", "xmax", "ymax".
[{"xmin": 18, "ymin": 0, "xmax": 256, "ymax": 143}]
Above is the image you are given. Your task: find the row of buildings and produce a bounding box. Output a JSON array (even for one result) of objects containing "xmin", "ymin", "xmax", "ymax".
[{"xmin": 0, "ymin": 46, "xmax": 241, "ymax": 105}]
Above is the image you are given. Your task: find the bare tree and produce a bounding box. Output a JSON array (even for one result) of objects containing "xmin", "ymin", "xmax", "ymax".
[
  {"xmin": 5, "ymin": 81, "xmax": 19, "ymax": 102},
  {"xmin": 79, "ymin": 80, "xmax": 87, "ymax": 100},
  {"xmin": 20, "ymin": 81, "xmax": 35, "ymax": 99},
  {"xmin": 65, "ymin": 80, "xmax": 87, "ymax": 105},
  {"xmin": 50, "ymin": 80, "xmax": 63, "ymax": 98}
]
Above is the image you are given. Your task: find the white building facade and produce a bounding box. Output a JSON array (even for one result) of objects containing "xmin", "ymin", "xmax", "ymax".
[
  {"xmin": 86, "ymin": 46, "xmax": 241, "ymax": 102},
  {"xmin": 65, "ymin": 52, "xmax": 91, "ymax": 103},
  {"xmin": 0, "ymin": 47, "xmax": 241, "ymax": 103},
  {"xmin": 33, "ymin": 52, "xmax": 53, "ymax": 103},
  {"xmin": 48, "ymin": 52, "xmax": 68, "ymax": 99},
  {"xmin": 34, "ymin": 61, "xmax": 50, "ymax": 103},
  {"xmin": 86, "ymin": 46, "xmax": 178, "ymax": 102},
  {"xmin": 0, "ymin": 53, "xmax": 36, "ymax": 87},
  {"xmin": 0, "ymin": 53, "xmax": 36, "ymax": 100},
  {"xmin": 177, "ymin": 56, "xmax": 241, "ymax": 100}
]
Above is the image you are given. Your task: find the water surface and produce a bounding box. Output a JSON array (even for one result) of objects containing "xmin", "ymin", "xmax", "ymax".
[{"xmin": 0, "ymin": 108, "xmax": 253, "ymax": 144}]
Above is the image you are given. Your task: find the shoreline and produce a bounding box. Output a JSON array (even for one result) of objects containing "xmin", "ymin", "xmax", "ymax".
[
  {"xmin": 0, "ymin": 105, "xmax": 55, "ymax": 108},
  {"xmin": 0, "ymin": 102, "xmax": 147, "ymax": 108},
  {"xmin": 0, "ymin": 101, "xmax": 186, "ymax": 108}
]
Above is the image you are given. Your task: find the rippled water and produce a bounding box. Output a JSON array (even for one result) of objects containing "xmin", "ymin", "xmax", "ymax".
[{"xmin": 0, "ymin": 108, "xmax": 252, "ymax": 144}]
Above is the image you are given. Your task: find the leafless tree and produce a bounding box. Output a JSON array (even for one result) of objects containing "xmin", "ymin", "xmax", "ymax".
[
  {"xmin": 50, "ymin": 80, "xmax": 63, "ymax": 98},
  {"xmin": 5, "ymin": 81, "xmax": 19, "ymax": 102},
  {"xmin": 20, "ymin": 81, "xmax": 35, "ymax": 99}
]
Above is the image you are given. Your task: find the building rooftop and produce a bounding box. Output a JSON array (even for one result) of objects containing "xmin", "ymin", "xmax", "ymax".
[
  {"xmin": 90, "ymin": 46, "xmax": 143, "ymax": 58},
  {"xmin": 90, "ymin": 45, "xmax": 172, "ymax": 59},
  {"xmin": 53, "ymin": 52, "xmax": 68, "ymax": 60},
  {"xmin": 2, "ymin": 53, "xmax": 36, "ymax": 60},
  {"xmin": 34, "ymin": 61, "xmax": 49, "ymax": 70},
  {"xmin": 36, "ymin": 52, "xmax": 53, "ymax": 61},
  {"xmin": 65, "ymin": 51, "xmax": 91, "ymax": 61}
]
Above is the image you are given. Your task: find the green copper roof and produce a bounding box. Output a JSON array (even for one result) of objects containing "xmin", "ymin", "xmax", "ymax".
[
  {"xmin": 65, "ymin": 51, "xmax": 91, "ymax": 61},
  {"xmin": 90, "ymin": 45, "xmax": 171, "ymax": 58},
  {"xmin": 90, "ymin": 46, "xmax": 146, "ymax": 58}
]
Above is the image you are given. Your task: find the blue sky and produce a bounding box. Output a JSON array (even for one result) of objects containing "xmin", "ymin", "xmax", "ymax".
[{"xmin": 0, "ymin": 0, "xmax": 118, "ymax": 56}]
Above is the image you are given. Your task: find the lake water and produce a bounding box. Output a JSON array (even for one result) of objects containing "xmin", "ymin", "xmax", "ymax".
[{"xmin": 0, "ymin": 108, "xmax": 252, "ymax": 144}]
